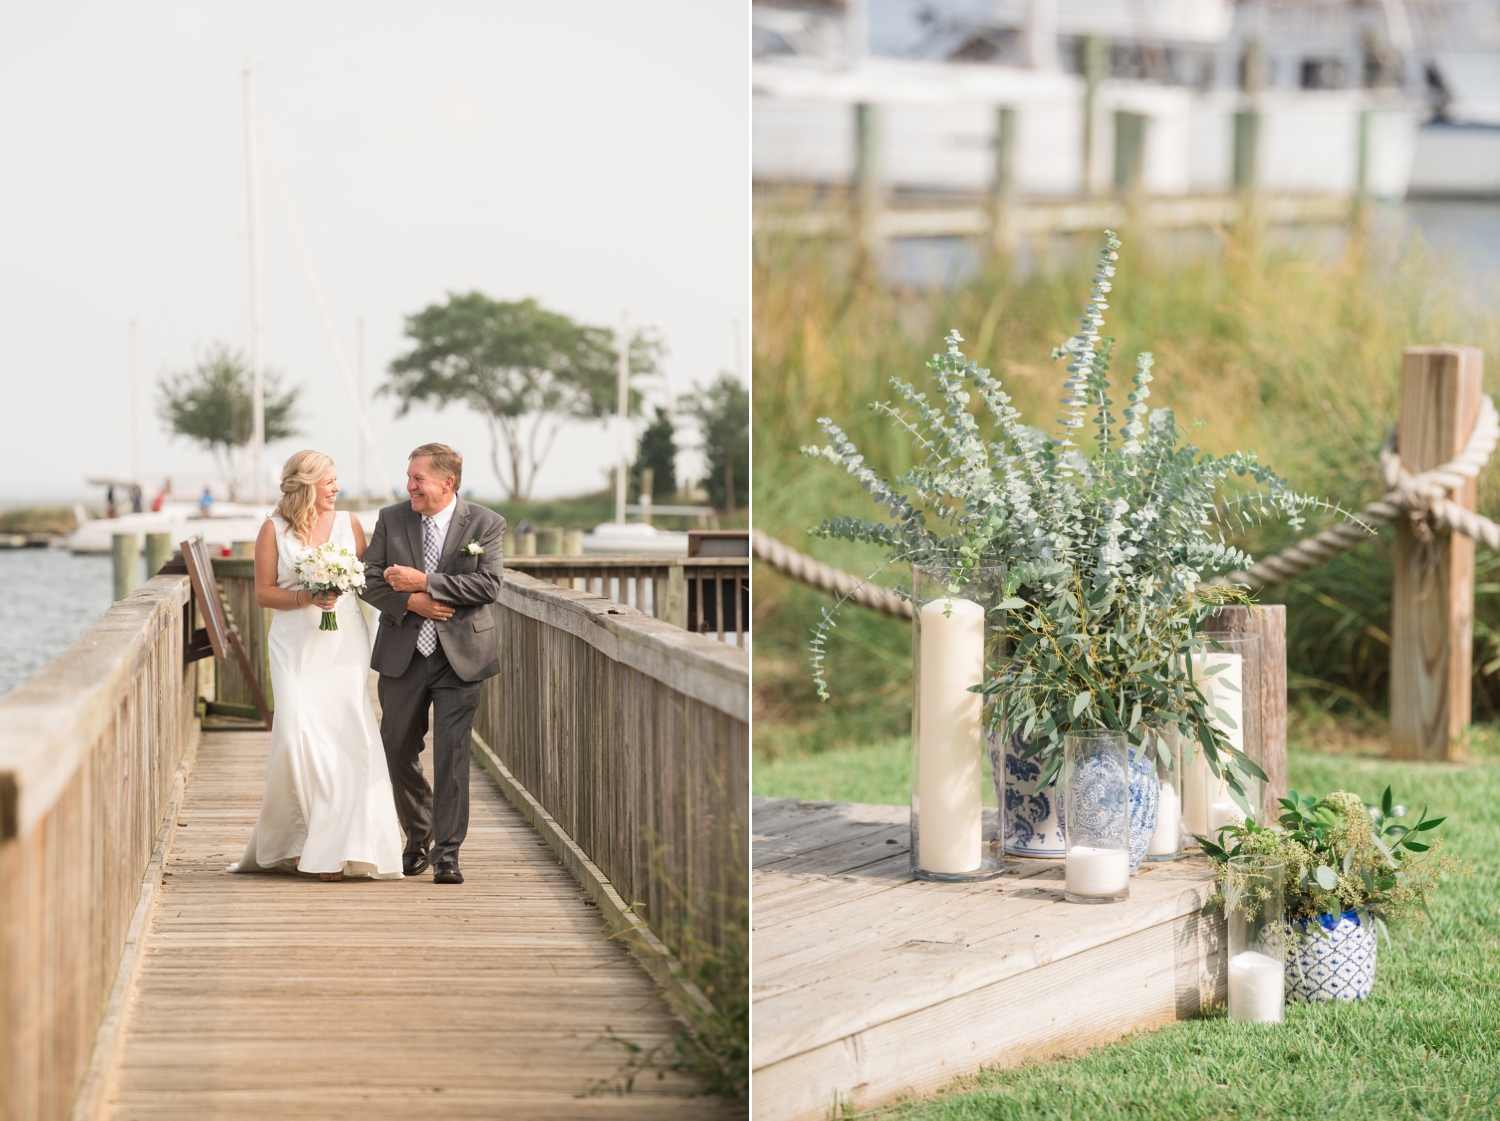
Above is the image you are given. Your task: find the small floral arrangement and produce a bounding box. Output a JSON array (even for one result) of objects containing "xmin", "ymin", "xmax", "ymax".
[
  {"xmin": 463, "ymin": 539, "xmax": 484, "ymax": 556},
  {"xmin": 293, "ymin": 542, "xmax": 366, "ymax": 632},
  {"xmin": 1200, "ymin": 786, "xmax": 1466, "ymax": 939}
]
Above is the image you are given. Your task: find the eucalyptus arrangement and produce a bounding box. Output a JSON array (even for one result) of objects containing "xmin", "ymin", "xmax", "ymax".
[
  {"xmin": 1200, "ymin": 786, "xmax": 1465, "ymax": 937},
  {"xmin": 803, "ymin": 231, "xmax": 1354, "ymax": 801}
]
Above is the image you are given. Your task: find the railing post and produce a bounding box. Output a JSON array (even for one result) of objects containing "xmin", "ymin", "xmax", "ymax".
[
  {"xmin": 1390, "ymin": 345, "xmax": 1484, "ymax": 760},
  {"xmin": 665, "ymin": 564, "xmax": 688, "ymax": 629}
]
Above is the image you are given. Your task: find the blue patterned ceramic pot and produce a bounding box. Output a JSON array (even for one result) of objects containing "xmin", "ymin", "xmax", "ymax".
[
  {"xmin": 1286, "ymin": 910, "xmax": 1377, "ymax": 1002},
  {"xmin": 992, "ymin": 732, "xmax": 1065, "ymax": 857},
  {"xmin": 992, "ymin": 732, "xmax": 1158, "ymax": 870}
]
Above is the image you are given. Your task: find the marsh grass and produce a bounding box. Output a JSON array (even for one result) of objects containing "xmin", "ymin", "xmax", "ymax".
[{"xmin": 754, "ymin": 223, "xmax": 1500, "ymax": 758}]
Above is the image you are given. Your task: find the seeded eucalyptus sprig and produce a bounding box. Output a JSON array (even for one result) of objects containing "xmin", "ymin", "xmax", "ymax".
[{"xmin": 802, "ymin": 231, "xmax": 1363, "ymax": 798}]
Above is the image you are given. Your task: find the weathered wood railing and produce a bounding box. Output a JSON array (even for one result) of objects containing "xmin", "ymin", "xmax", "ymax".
[
  {"xmin": 480, "ymin": 555, "xmax": 750, "ymax": 648},
  {"xmin": 471, "ymin": 570, "xmax": 749, "ymax": 1022},
  {"xmin": 0, "ymin": 575, "xmax": 197, "ymax": 1121}
]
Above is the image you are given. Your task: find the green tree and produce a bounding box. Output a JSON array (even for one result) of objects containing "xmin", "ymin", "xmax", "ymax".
[
  {"xmin": 383, "ymin": 292, "xmax": 661, "ymax": 502},
  {"xmin": 632, "ymin": 406, "xmax": 678, "ymax": 500},
  {"xmin": 681, "ymin": 374, "xmax": 748, "ymax": 517},
  {"xmin": 156, "ymin": 342, "xmax": 299, "ymax": 499}
]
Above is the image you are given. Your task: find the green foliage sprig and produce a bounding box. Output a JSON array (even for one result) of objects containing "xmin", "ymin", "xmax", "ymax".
[
  {"xmin": 803, "ymin": 231, "xmax": 1362, "ymax": 796},
  {"xmin": 1199, "ymin": 786, "xmax": 1466, "ymax": 938}
]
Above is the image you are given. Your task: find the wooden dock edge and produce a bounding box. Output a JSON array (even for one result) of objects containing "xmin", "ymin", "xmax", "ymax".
[
  {"xmin": 752, "ymin": 893, "xmax": 1228, "ymax": 1121},
  {"xmin": 469, "ymin": 729, "xmax": 720, "ymax": 1032},
  {"xmin": 67, "ymin": 717, "xmax": 201, "ymax": 1121}
]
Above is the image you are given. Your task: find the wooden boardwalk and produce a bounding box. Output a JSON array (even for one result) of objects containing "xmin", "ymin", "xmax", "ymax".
[
  {"xmin": 96, "ymin": 725, "xmax": 731, "ymax": 1120},
  {"xmin": 751, "ymin": 798, "xmax": 1225, "ymax": 1121}
]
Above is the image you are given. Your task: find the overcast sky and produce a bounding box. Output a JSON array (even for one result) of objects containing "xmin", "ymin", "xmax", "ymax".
[{"xmin": 0, "ymin": 2, "xmax": 748, "ymax": 505}]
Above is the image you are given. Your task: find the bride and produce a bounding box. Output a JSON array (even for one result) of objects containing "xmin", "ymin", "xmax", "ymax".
[{"xmin": 228, "ymin": 450, "xmax": 404, "ymax": 881}]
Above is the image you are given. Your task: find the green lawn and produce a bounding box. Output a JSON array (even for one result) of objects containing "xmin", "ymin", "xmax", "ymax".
[{"xmin": 755, "ymin": 744, "xmax": 1500, "ymax": 1120}]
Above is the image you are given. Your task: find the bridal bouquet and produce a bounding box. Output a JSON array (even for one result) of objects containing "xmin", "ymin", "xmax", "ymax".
[{"xmin": 293, "ymin": 543, "xmax": 366, "ymax": 632}]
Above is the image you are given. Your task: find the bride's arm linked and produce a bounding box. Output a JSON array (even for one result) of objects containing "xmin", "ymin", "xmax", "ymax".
[{"xmin": 254, "ymin": 519, "xmax": 336, "ymax": 611}]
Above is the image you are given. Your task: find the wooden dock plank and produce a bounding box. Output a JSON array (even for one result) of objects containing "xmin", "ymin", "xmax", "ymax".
[
  {"xmin": 103, "ymin": 729, "xmax": 733, "ymax": 1119},
  {"xmin": 751, "ymin": 798, "xmax": 1225, "ymax": 1121}
]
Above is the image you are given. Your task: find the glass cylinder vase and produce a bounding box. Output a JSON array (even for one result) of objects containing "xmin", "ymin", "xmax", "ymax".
[
  {"xmin": 1226, "ymin": 855, "xmax": 1285, "ymax": 1022},
  {"xmin": 1143, "ymin": 728, "xmax": 1185, "ymax": 862},
  {"xmin": 910, "ymin": 564, "xmax": 1005, "ymax": 882},
  {"xmin": 1061, "ymin": 730, "xmax": 1130, "ymax": 904},
  {"xmin": 1181, "ymin": 633, "xmax": 1263, "ymax": 846}
]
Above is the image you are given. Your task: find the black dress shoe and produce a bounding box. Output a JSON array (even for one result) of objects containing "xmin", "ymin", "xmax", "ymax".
[
  {"xmin": 403, "ymin": 850, "xmax": 430, "ymax": 877},
  {"xmin": 433, "ymin": 861, "xmax": 464, "ymax": 884}
]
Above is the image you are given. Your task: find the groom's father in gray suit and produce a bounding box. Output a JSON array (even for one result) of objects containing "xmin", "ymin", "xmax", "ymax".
[{"xmin": 361, "ymin": 443, "xmax": 506, "ymax": 884}]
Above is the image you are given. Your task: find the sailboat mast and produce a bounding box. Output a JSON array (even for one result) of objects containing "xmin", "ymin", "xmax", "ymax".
[
  {"xmin": 357, "ymin": 315, "xmax": 367, "ymax": 506},
  {"xmin": 615, "ymin": 314, "xmax": 629, "ymax": 525},
  {"xmin": 243, "ymin": 68, "xmax": 266, "ymax": 506},
  {"xmin": 129, "ymin": 318, "xmax": 139, "ymax": 485}
]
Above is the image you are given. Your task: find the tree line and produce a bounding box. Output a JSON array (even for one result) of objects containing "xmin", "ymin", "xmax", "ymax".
[{"xmin": 157, "ymin": 292, "xmax": 748, "ymax": 512}]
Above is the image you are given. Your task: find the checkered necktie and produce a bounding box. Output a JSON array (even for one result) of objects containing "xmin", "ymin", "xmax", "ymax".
[{"xmin": 417, "ymin": 515, "xmax": 441, "ymax": 656}]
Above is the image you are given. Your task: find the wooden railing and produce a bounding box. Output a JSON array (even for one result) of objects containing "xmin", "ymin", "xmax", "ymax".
[
  {"xmin": 0, "ymin": 575, "xmax": 197, "ymax": 1121},
  {"xmin": 471, "ymin": 571, "xmax": 749, "ymax": 1021},
  {"xmin": 505, "ymin": 556, "xmax": 750, "ymax": 648}
]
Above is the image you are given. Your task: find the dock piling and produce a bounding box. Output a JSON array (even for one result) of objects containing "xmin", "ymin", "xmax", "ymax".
[{"xmin": 111, "ymin": 533, "xmax": 140, "ymax": 601}]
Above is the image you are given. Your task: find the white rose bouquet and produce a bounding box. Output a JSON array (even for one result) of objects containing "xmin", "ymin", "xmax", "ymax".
[{"xmin": 292, "ymin": 542, "xmax": 367, "ymax": 632}]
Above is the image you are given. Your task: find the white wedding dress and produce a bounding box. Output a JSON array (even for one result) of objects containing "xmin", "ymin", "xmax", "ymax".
[{"xmin": 228, "ymin": 512, "xmax": 403, "ymax": 879}]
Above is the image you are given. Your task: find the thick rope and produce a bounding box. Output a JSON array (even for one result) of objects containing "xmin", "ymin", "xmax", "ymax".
[
  {"xmin": 756, "ymin": 395, "xmax": 1500, "ymax": 605},
  {"xmin": 751, "ymin": 528, "xmax": 913, "ymax": 618},
  {"xmin": 1214, "ymin": 394, "xmax": 1500, "ymax": 588}
]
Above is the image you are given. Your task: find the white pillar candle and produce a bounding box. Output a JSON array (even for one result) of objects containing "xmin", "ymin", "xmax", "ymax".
[
  {"xmin": 1064, "ymin": 845, "xmax": 1129, "ymax": 898},
  {"xmin": 917, "ymin": 597, "xmax": 985, "ymax": 874},
  {"xmin": 1209, "ymin": 801, "xmax": 1244, "ymax": 836},
  {"xmin": 1228, "ymin": 950, "xmax": 1285, "ymax": 1022},
  {"xmin": 1146, "ymin": 780, "xmax": 1181, "ymax": 855},
  {"xmin": 1182, "ymin": 652, "xmax": 1244, "ymax": 836}
]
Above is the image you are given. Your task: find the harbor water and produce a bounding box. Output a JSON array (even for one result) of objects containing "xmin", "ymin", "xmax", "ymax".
[{"xmin": 0, "ymin": 549, "xmax": 113, "ymax": 700}]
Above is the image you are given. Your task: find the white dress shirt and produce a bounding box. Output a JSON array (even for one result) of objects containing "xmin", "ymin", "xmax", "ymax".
[{"xmin": 421, "ymin": 497, "xmax": 458, "ymax": 570}]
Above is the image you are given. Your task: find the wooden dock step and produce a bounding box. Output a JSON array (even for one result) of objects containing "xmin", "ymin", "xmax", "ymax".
[{"xmin": 751, "ymin": 797, "xmax": 1226, "ymax": 1121}]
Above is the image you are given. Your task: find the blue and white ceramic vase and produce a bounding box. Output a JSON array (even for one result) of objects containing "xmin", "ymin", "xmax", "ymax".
[
  {"xmin": 992, "ymin": 731, "xmax": 1159, "ymax": 871},
  {"xmin": 992, "ymin": 731, "xmax": 1065, "ymax": 857},
  {"xmin": 1285, "ymin": 910, "xmax": 1377, "ymax": 1002}
]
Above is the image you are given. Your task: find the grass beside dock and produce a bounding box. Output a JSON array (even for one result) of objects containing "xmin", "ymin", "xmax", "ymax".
[{"xmin": 755, "ymin": 740, "xmax": 1500, "ymax": 1121}]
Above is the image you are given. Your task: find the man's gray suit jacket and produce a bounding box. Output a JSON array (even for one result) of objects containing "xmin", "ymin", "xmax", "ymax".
[{"xmin": 360, "ymin": 498, "xmax": 507, "ymax": 683}]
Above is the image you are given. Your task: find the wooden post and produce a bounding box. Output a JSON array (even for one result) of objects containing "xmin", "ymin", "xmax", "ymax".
[
  {"xmin": 562, "ymin": 529, "xmax": 584, "ymax": 556},
  {"xmin": 665, "ymin": 564, "xmax": 688, "ymax": 629},
  {"xmin": 1081, "ymin": 36, "xmax": 1107, "ymax": 197},
  {"xmin": 854, "ymin": 102, "xmax": 882, "ymax": 253},
  {"xmin": 991, "ymin": 106, "xmax": 1017, "ymax": 255},
  {"xmin": 515, "ymin": 531, "xmax": 537, "ymax": 557},
  {"xmin": 1203, "ymin": 605, "xmax": 1287, "ymax": 824},
  {"xmin": 1390, "ymin": 346, "xmax": 1484, "ymax": 760},
  {"xmin": 112, "ymin": 532, "xmax": 140, "ymax": 601},
  {"xmin": 144, "ymin": 532, "xmax": 173, "ymax": 578}
]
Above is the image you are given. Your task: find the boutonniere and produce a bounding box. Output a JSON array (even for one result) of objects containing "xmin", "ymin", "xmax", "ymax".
[{"xmin": 463, "ymin": 539, "xmax": 484, "ymax": 556}]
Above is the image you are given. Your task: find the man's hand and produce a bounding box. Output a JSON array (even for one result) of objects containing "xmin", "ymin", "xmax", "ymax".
[
  {"xmin": 384, "ymin": 564, "xmax": 429, "ymax": 593},
  {"xmin": 407, "ymin": 592, "xmax": 455, "ymax": 621}
]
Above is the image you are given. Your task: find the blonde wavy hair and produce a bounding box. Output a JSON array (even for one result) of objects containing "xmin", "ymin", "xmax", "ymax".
[{"xmin": 273, "ymin": 450, "xmax": 335, "ymax": 543}]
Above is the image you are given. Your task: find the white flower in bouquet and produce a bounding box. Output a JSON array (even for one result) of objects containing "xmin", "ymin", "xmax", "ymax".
[{"xmin": 292, "ymin": 543, "xmax": 366, "ymax": 632}]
